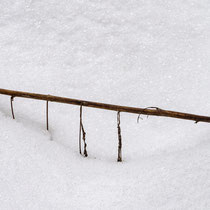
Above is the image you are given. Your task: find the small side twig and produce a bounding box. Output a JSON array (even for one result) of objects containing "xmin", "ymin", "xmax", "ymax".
[
  {"xmin": 117, "ymin": 111, "xmax": 122, "ymax": 162},
  {"xmin": 10, "ymin": 96, "xmax": 15, "ymax": 119},
  {"xmin": 137, "ymin": 114, "xmax": 143, "ymax": 123}
]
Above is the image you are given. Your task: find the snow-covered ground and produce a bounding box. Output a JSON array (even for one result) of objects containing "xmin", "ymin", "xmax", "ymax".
[{"xmin": 0, "ymin": 0, "xmax": 210, "ymax": 209}]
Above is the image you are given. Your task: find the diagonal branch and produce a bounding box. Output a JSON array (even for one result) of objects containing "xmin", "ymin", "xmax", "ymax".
[{"xmin": 1, "ymin": 88, "xmax": 210, "ymax": 124}]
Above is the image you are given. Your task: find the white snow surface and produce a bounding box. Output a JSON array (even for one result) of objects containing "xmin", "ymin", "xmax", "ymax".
[{"xmin": 0, "ymin": 0, "xmax": 210, "ymax": 209}]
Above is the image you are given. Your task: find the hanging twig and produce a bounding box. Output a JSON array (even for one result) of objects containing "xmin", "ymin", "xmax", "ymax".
[
  {"xmin": 81, "ymin": 123, "xmax": 88, "ymax": 157},
  {"xmin": 79, "ymin": 105, "xmax": 88, "ymax": 157},
  {"xmin": 46, "ymin": 100, "xmax": 49, "ymax": 131},
  {"xmin": 137, "ymin": 114, "xmax": 143, "ymax": 123},
  {"xmin": 10, "ymin": 96, "xmax": 15, "ymax": 119},
  {"xmin": 117, "ymin": 111, "xmax": 122, "ymax": 162},
  {"xmin": 79, "ymin": 105, "xmax": 82, "ymax": 155}
]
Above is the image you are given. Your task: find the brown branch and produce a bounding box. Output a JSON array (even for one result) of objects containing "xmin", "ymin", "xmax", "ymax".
[{"xmin": 1, "ymin": 88, "xmax": 210, "ymax": 123}]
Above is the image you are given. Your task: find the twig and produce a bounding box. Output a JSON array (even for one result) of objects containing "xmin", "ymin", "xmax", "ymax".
[
  {"xmin": 79, "ymin": 105, "xmax": 88, "ymax": 157},
  {"xmin": 81, "ymin": 123, "xmax": 88, "ymax": 157},
  {"xmin": 117, "ymin": 111, "xmax": 122, "ymax": 162},
  {"xmin": 79, "ymin": 105, "xmax": 82, "ymax": 155},
  {"xmin": 10, "ymin": 96, "xmax": 15, "ymax": 119},
  {"xmin": 137, "ymin": 114, "xmax": 143, "ymax": 123},
  {"xmin": 137, "ymin": 106, "xmax": 162, "ymax": 123},
  {"xmin": 46, "ymin": 100, "xmax": 49, "ymax": 131}
]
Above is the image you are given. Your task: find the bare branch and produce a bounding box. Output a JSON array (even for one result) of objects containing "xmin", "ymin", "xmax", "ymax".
[{"xmin": 1, "ymin": 88, "xmax": 210, "ymax": 124}]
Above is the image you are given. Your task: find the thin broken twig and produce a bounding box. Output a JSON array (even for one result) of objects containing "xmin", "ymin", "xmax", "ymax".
[
  {"xmin": 81, "ymin": 122, "xmax": 88, "ymax": 157},
  {"xmin": 117, "ymin": 111, "xmax": 122, "ymax": 162},
  {"xmin": 46, "ymin": 100, "xmax": 49, "ymax": 131},
  {"xmin": 79, "ymin": 105, "xmax": 82, "ymax": 155},
  {"xmin": 79, "ymin": 105, "xmax": 88, "ymax": 157},
  {"xmin": 10, "ymin": 96, "xmax": 15, "ymax": 119}
]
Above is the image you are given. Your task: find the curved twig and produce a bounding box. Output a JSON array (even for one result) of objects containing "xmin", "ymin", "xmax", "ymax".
[{"xmin": 137, "ymin": 106, "xmax": 162, "ymax": 123}]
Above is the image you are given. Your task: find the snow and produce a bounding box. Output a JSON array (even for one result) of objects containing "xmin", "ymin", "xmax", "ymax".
[{"xmin": 0, "ymin": 0, "xmax": 210, "ymax": 209}]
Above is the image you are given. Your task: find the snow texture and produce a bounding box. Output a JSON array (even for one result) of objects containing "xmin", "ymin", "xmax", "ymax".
[{"xmin": 0, "ymin": 0, "xmax": 210, "ymax": 209}]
